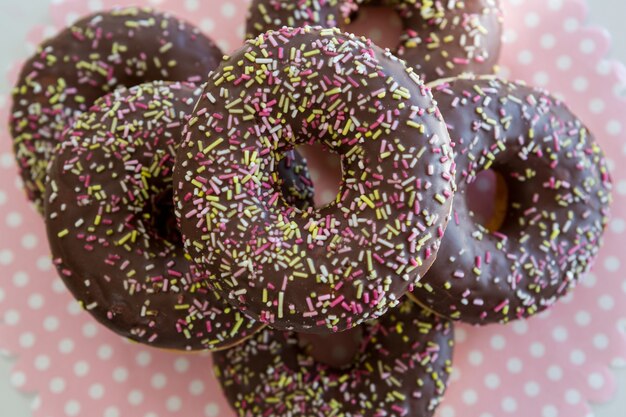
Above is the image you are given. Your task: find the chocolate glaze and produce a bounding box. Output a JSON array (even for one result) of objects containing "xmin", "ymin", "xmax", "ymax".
[
  {"xmin": 245, "ymin": 0, "xmax": 502, "ymax": 82},
  {"xmin": 44, "ymin": 81, "xmax": 314, "ymax": 351},
  {"xmin": 10, "ymin": 7, "xmax": 223, "ymax": 212},
  {"xmin": 411, "ymin": 75, "xmax": 612, "ymax": 324},
  {"xmin": 174, "ymin": 27, "xmax": 456, "ymax": 333},
  {"xmin": 213, "ymin": 300, "xmax": 454, "ymax": 417}
]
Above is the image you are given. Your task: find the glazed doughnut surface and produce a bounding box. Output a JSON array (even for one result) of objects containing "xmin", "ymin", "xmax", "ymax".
[
  {"xmin": 45, "ymin": 81, "xmax": 313, "ymax": 350},
  {"xmin": 411, "ymin": 75, "xmax": 612, "ymax": 324},
  {"xmin": 213, "ymin": 300, "xmax": 454, "ymax": 417},
  {"xmin": 174, "ymin": 26, "xmax": 456, "ymax": 333},
  {"xmin": 11, "ymin": 7, "xmax": 223, "ymax": 212}
]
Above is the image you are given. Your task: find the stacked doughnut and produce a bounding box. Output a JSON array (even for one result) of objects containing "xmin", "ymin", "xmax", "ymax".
[{"xmin": 7, "ymin": 3, "xmax": 611, "ymax": 417}]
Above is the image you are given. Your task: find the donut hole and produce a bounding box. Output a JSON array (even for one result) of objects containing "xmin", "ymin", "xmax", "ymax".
[
  {"xmin": 148, "ymin": 188, "xmax": 182, "ymax": 244},
  {"xmin": 298, "ymin": 326, "xmax": 364, "ymax": 369},
  {"xmin": 341, "ymin": 3, "xmax": 403, "ymax": 51},
  {"xmin": 466, "ymin": 169, "xmax": 509, "ymax": 232},
  {"xmin": 295, "ymin": 143, "xmax": 343, "ymax": 208}
]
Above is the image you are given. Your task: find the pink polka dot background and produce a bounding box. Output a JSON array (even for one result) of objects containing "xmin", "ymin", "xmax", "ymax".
[{"xmin": 1, "ymin": 0, "xmax": 626, "ymax": 416}]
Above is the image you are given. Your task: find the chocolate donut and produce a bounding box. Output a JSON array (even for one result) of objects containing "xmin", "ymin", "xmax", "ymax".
[
  {"xmin": 245, "ymin": 0, "xmax": 502, "ymax": 82},
  {"xmin": 411, "ymin": 76, "xmax": 612, "ymax": 324},
  {"xmin": 174, "ymin": 26, "xmax": 456, "ymax": 333},
  {"xmin": 213, "ymin": 300, "xmax": 454, "ymax": 417},
  {"xmin": 45, "ymin": 81, "xmax": 314, "ymax": 351},
  {"xmin": 10, "ymin": 7, "xmax": 223, "ymax": 212}
]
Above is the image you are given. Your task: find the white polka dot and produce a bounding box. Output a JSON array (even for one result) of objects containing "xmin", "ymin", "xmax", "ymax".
[
  {"xmin": 217, "ymin": 39, "xmax": 231, "ymax": 53},
  {"xmin": 503, "ymin": 29, "xmax": 517, "ymax": 44},
  {"xmin": 28, "ymin": 293, "xmax": 44, "ymax": 310},
  {"xmin": 89, "ymin": 384, "xmax": 104, "ymax": 399},
  {"xmin": 0, "ymin": 249, "xmax": 14, "ymax": 265},
  {"xmin": 19, "ymin": 332, "xmax": 35, "ymax": 348},
  {"xmin": 4, "ymin": 309, "xmax": 20, "ymax": 325},
  {"xmin": 530, "ymin": 342, "xmax": 545, "ymax": 357},
  {"xmin": 468, "ymin": 350, "xmax": 483, "ymax": 366},
  {"xmin": 462, "ymin": 389, "xmax": 478, "ymax": 405},
  {"xmin": 518, "ymin": 50, "xmax": 534, "ymax": 65},
  {"xmin": 552, "ymin": 326, "xmax": 568, "ymax": 342},
  {"xmin": 608, "ymin": 120, "xmax": 623, "ymax": 136},
  {"xmin": 565, "ymin": 389, "xmax": 581, "ymax": 404},
  {"xmin": 82, "ymin": 323, "xmax": 98, "ymax": 338},
  {"xmin": 0, "ymin": 190, "xmax": 6, "ymax": 205},
  {"xmin": 575, "ymin": 310, "xmax": 591, "ymax": 326},
  {"xmin": 50, "ymin": 377, "xmax": 66, "ymax": 393},
  {"xmin": 205, "ymin": 403, "xmax": 220, "ymax": 417},
  {"xmin": 87, "ymin": 0, "xmax": 102, "ymax": 10},
  {"xmin": 580, "ymin": 38, "xmax": 596, "ymax": 54},
  {"xmin": 113, "ymin": 367, "xmax": 129, "ymax": 382},
  {"xmin": 450, "ymin": 367, "xmax": 462, "ymax": 382},
  {"xmin": 52, "ymin": 278, "xmax": 65, "ymax": 293},
  {"xmin": 557, "ymin": 55, "xmax": 572, "ymax": 71},
  {"xmin": 59, "ymin": 338, "xmax": 75, "ymax": 354},
  {"xmin": 524, "ymin": 12, "xmax": 540, "ymax": 28},
  {"xmin": 184, "ymin": 0, "xmax": 199, "ymax": 11},
  {"xmin": 588, "ymin": 372, "xmax": 605, "ymax": 389},
  {"xmin": 221, "ymin": 3, "xmax": 236, "ymax": 18},
  {"xmin": 189, "ymin": 379, "xmax": 205, "ymax": 396},
  {"xmin": 524, "ymin": 381, "xmax": 541, "ymax": 398},
  {"xmin": 128, "ymin": 390, "xmax": 144, "ymax": 406},
  {"xmin": 34, "ymin": 355, "xmax": 50, "ymax": 371},
  {"xmin": 74, "ymin": 361, "xmax": 90, "ymax": 377},
  {"xmin": 570, "ymin": 349, "xmax": 586, "ymax": 365},
  {"xmin": 43, "ymin": 316, "xmax": 59, "ymax": 333},
  {"xmin": 0, "ymin": 287, "xmax": 4, "ymax": 304},
  {"xmin": 0, "ymin": 153, "xmax": 13, "ymax": 168},
  {"xmin": 564, "ymin": 17, "xmax": 579, "ymax": 32},
  {"xmin": 104, "ymin": 407, "xmax": 120, "ymax": 417},
  {"xmin": 548, "ymin": 365, "xmax": 563, "ymax": 381},
  {"xmin": 618, "ymin": 180, "xmax": 626, "ymax": 195},
  {"xmin": 596, "ymin": 60, "xmax": 612, "ymax": 76},
  {"xmin": 573, "ymin": 77, "xmax": 588, "ymax": 92},
  {"xmin": 6, "ymin": 211, "xmax": 22, "ymax": 227},
  {"xmin": 542, "ymin": 405, "xmax": 558, "ymax": 417},
  {"xmin": 593, "ymin": 333, "xmax": 609, "ymax": 350},
  {"xmin": 581, "ymin": 272, "xmax": 597, "ymax": 288},
  {"xmin": 491, "ymin": 335, "xmax": 506, "ymax": 350},
  {"xmin": 151, "ymin": 373, "xmax": 167, "ymax": 389},
  {"xmin": 201, "ymin": 18, "xmax": 215, "ymax": 33},
  {"xmin": 97, "ymin": 344, "xmax": 113, "ymax": 360},
  {"xmin": 167, "ymin": 396, "xmax": 182, "ymax": 412},
  {"xmin": 21, "ymin": 234, "xmax": 38, "ymax": 249},
  {"xmin": 174, "ymin": 357, "xmax": 190, "ymax": 373},
  {"xmin": 512, "ymin": 320, "xmax": 528, "ymax": 335},
  {"xmin": 548, "ymin": 0, "xmax": 563, "ymax": 10},
  {"xmin": 611, "ymin": 218, "xmax": 625, "ymax": 234},
  {"xmin": 604, "ymin": 256, "xmax": 620, "ymax": 272},
  {"xmin": 36, "ymin": 256, "xmax": 52, "ymax": 271},
  {"xmin": 533, "ymin": 71, "xmax": 549, "ymax": 86},
  {"xmin": 65, "ymin": 400, "xmax": 81, "ymax": 416},
  {"xmin": 13, "ymin": 271, "xmax": 29, "ymax": 287},
  {"xmin": 540, "ymin": 34, "xmax": 555, "ymax": 49},
  {"xmin": 455, "ymin": 327, "xmax": 467, "ymax": 343},
  {"xmin": 67, "ymin": 300, "xmax": 81, "ymax": 316},
  {"xmin": 31, "ymin": 396, "xmax": 41, "ymax": 411},
  {"xmin": 440, "ymin": 406, "xmax": 455, "ymax": 417},
  {"xmin": 507, "ymin": 358, "xmax": 523, "ymax": 373},
  {"xmin": 599, "ymin": 294, "xmax": 615, "ymax": 310},
  {"xmin": 502, "ymin": 397, "xmax": 517, "ymax": 413},
  {"xmin": 136, "ymin": 351, "xmax": 152, "ymax": 367},
  {"xmin": 485, "ymin": 373, "xmax": 500, "ymax": 390},
  {"xmin": 589, "ymin": 98, "xmax": 605, "ymax": 114},
  {"xmin": 11, "ymin": 371, "xmax": 26, "ymax": 387}
]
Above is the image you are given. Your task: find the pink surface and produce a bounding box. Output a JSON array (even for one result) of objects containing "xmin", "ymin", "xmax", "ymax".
[{"xmin": 1, "ymin": 0, "xmax": 626, "ymax": 416}]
